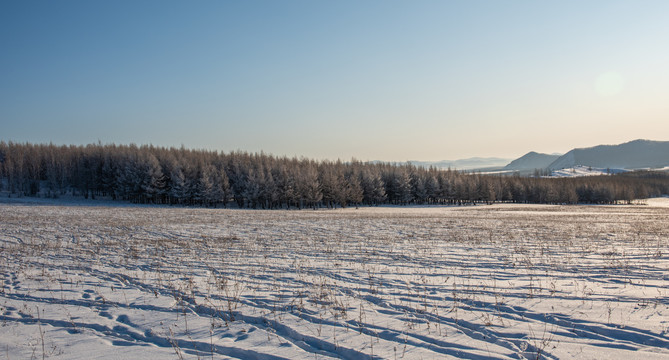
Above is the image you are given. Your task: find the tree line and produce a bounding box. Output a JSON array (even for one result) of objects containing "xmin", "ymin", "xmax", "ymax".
[{"xmin": 1, "ymin": 141, "xmax": 668, "ymax": 208}]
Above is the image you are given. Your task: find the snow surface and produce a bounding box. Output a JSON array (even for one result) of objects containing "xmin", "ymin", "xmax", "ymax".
[
  {"xmin": 548, "ymin": 165, "xmax": 627, "ymax": 178},
  {"xmin": 1, "ymin": 201, "xmax": 669, "ymax": 359},
  {"xmin": 645, "ymin": 196, "xmax": 669, "ymax": 208}
]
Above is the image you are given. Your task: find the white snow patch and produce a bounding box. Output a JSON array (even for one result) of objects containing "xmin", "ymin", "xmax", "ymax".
[
  {"xmin": 644, "ymin": 196, "xmax": 669, "ymax": 208},
  {"xmin": 548, "ymin": 165, "xmax": 627, "ymax": 178}
]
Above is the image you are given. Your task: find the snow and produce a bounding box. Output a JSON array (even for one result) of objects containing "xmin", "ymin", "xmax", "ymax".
[
  {"xmin": 548, "ymin": 165, "xmax": 627, "ymax": 178},
  {"xmin": 645, "ymin": 196, "xmax": 669, "ymax": 208},
  {"xmin": 1, "ymin": 202, "xmax": 668, "ymax": 359}
]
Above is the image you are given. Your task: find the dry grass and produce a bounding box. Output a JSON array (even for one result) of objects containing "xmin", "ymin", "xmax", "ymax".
[{"xmin": 1, "ymin": 203, "xmax": 668, "ymax": 359}]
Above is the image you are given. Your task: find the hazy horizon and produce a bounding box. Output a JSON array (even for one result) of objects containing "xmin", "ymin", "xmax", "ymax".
[{"xmin": 2, "ymin": 1, "xmax": 668, "ymax": 161}]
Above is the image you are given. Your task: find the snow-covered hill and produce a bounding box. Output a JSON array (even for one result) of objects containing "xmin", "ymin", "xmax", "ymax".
[
  {"xmin": 497, "ymin": 139, "xmax": 669, "ymax": 175},
  {"xmin": 547, "ymin": 139, "xmax": 669, "ymax": 170},
  {"xmin": 547, "ymin": 165, "xmax": 627, "ymax": 178}
]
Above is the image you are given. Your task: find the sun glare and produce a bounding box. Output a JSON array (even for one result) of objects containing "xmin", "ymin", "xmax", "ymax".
[{"xmin": 595, "ymin": 71, "xmax": 625, "ymax": 97}]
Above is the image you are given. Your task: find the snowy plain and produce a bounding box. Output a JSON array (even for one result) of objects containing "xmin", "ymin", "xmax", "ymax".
[
  {"xmin": 1, "ymin": 198, "xmax": 668, "ymax": 359},
  {"xmin": 548, "ymin": 165, "xmax": 626, "ymax": 178}
]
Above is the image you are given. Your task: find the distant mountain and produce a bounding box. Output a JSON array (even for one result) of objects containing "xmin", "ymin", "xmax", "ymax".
[
  {"xmin": 548, "ymin": 139, "xmax": 669, "ymax": 170},
  {"xmin": 382, "ymin": 139, "xmax": 669, "ymax": 173},
  {"xmin": 408, "ymin": 157, "xmax": 512, "ymax": 170},
  {"xmin": 503, "ymin": 152, "xmax": 561, "ymax": 171}
]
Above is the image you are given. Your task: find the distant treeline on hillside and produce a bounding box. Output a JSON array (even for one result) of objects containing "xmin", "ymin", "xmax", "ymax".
[{"xmin": 1, "ymin": 142, "xmax": 668, "ymax": 208}]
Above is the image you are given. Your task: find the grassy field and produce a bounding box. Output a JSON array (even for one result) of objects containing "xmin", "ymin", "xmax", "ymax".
[{"xmin": 1, "ymin": 200, "xmax": 668, "ymax": 359}]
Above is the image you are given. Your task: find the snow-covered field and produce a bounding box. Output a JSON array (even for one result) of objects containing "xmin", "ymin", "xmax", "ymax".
[
  {"xmin": 1, "ymin": 200, "xmax": 668, "ymax": 359},
  {"xmin": 548, "ymin": 165, "xmax": 627, "ymax": 178}
]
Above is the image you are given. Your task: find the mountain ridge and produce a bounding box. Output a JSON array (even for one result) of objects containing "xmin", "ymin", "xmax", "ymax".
[
  {"xmin": 503, "ymin": 152, "xmax": 561, "ymax": 171},
  {"xmin": 547, "ymin": 139, "xmax": 669, "ymax": 170},
  {"xmin": 372, "ymin": 139, "xmax": 668, "ymax": 173},
  {"xmin": 408, "ymin": 157, "xmax": 511, "ymax": 170}
]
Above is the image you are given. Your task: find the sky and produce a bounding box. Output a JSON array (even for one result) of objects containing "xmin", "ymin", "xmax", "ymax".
[{"xmin": 2, "ymin": 1, "xmax": 669, "ymax": 162}]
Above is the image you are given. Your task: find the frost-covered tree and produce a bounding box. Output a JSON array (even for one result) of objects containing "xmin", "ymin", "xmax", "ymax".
[
  {"xmin": 344, "ymin": 172, "xmax": 363, "ymax": 207},
  {"xmin": 387, "ymin": 168, "xmax": 413, "ymax": 205},
  {"xmin": 139, "ymin": 152, "xmax": 164, "ymax": 204},
  {"xmin": 1, "ymin": 142, "xmax": 668, "ymax": 207},
  {"xmin": 296, "ymin": 162, "xmax": 321, "ymax": 209},
  {"xmin": 319, "ymin": 162, "xmax": 345, "ymax": 208},
  {"xmin": 360, "ymin": 168, "xmax": 386, "ymax": 205}
]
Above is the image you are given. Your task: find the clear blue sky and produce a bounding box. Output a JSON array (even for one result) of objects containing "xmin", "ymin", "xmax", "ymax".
[{"xmin": 2, "ymin": 1, "xmax": 668, "ymax": 161}]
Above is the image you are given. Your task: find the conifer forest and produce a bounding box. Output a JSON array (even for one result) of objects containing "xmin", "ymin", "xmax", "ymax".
[{"xmin": 2, "ymin": 142, "xmax": 668, "ymax": 207}]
